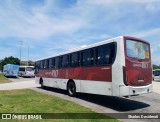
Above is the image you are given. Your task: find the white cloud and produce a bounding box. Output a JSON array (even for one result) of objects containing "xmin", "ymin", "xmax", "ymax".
[
  {"xmin": 0, "ymin": 47, "xmax": 18, "ymax": 59},
  {"xmin": 0, "ymin": 0, "xmax": 87, "ymax": 40},
  {"xmin": 131, "ymin": 28, "xmax": 160, "ymax": 38},
  {"xmin": 0, "ymin": 0, "xmax": 160, "ymax": 64},
  {"xmin": 152, "ymin": 58, "xmax": 160, "ymax": 65}
]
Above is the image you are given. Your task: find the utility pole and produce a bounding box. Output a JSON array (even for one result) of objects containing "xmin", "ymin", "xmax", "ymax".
[
  {"xmin": 27, "ymin": 45, "xmax": 30, "ymax": 66},
  {"xmin": 20, "ymin": 41, "xmax": 22, "ymax": 66}
]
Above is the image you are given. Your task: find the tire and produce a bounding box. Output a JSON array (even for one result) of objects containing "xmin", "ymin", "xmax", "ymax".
[
  {"xmin": 40, "ymin": 78, "xmax": 45, "ymax": 88},
  {"xmin": 67, "ymin": 81, "xmax": 76, "ymax": 97}
]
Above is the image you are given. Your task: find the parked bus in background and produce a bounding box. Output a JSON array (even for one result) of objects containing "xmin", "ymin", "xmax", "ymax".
[
  {"xmin": 35, "ymin": 36, "xmax": 152, "ymax": 97},
  {"xmin": 3, "ymin": 64, "xmax": 19, "ymax": 77},
  {"xmin": 153, "ymin": 69, "xmax": 160, "ymax": 81},
  {"xmin": 19, "ymin": 66, "xmax": 35, "ymax": 77}
]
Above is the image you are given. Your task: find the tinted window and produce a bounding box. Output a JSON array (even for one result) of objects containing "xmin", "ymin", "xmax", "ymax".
[
  {"xmin": 55, "ymin": 57, "xmax": 59, "ymax": 69},
  {"xmin": 96, "ymin": 42, "xmax": 116, "ymax": 65},
  {"xmin": 155, "ymin": 71, "xmax": 160, "ymax": 76},
  {"xmin": 52, "ymin": 58, "xmax": 55, "ymax": 68},
  {"xmin": 19, "ymin": 67, "xmax": 25, "ymax": 72},
  {"xmin": 71, "ymin": 52, "xmax": 79, "ymax": 67},
  {"xmin": 81, "ymin": 49, "xmax": 93, "ymax": 66},
  {"xmin": 45, "ymin": 59, "xmax": 49, "ymax": 68},
  {"xmin": 59, "ymin": 56, "xmax": 63, "ymax": 68},
  {"xmin": 42, "ymin": 60, "xmax": 45, "ymax": 69},
  {"xmin": 62, "ymin": 55, "xmax": 69, "ymax": 68},
  {"xmin": 49, "ymin": 59, "xmax": 52, "ymax": 68},
  {"xmin": 40, "ymin": 61, "xmax": 42, "ymax": 69}
]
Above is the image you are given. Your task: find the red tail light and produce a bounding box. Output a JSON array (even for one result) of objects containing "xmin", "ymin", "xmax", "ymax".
[{"xmin": 123, "ymin": 66, "xmax": 128, "ymax": 86}]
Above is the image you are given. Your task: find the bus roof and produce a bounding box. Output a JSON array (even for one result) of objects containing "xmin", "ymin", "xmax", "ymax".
[
  {"xmin": 37, "ymin": 36, "xmax": 123, "ymax": 61},
  {"xmin": 37, "ymin": 36, "xmax": 149, "ymax": 61},
  {"xmin": 19, "ymin": 66, "xmax": 34, "ymax": 68},
  {"xmin": 154, "ymin": 69, "xmax": 160, "ymax": 71},
  {"xmin": 4, "ymin": 64, "xmax": 19, "ymax": 66}
]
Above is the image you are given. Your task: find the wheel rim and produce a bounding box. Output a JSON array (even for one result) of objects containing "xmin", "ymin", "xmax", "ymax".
[{"xmin": 68, "ymin": 83, "xmax": 75, "ymax": 95}]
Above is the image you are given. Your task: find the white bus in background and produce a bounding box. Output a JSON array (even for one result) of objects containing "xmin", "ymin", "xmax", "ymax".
[
  {"xmin": 153, "ymin": 69, "xmax": 160, "ymax": 81},
  {"xmin": 19, "ymin": 66, "xmax": 35, "ymax": 77},
  {"xmin": 3, "ymin": 64, "xmax": 19, "ymax": 77}
]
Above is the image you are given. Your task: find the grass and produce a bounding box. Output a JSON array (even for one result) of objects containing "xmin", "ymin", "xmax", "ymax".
[
  {"xmin": 0, "ymin": 74, "xmax": 10, "ymax": 84},
  {"xmin": 0, "ymin": 89, "xmax": 119, "ymax": 122}
]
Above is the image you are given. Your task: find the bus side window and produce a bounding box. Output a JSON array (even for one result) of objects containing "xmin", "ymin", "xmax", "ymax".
[
  {"xmin": 40, "ymin": 61, "xmax": 42, "ymax": 69},
  {"xmin": 46, "ymin": 59, "xmax": 49, "ymax": 69},
  {"xmin": 97, "ymin": 44, "xmax": 111, "ymax": 65},
  {"xmin": 55, "ymin": 57, "xmax": 59, "ymax": 69},
  {"xmin": 71, "ymin": 52, "xmax": 78, "ymax": 67},
  {"xmin": 42, "ymin": 60, "xmax": 45, "ymax": 69},
  {"xmin": 94, "ymin": 48, "xmax": 98, "ymax": 65},
  {"xmin": 59, "ymin": 56, "xmax": 63, "ymax": 68},
  {"xmin": 90, "ymin": 48, "xmax": 94, "ymax": 65},
  {"xmin": 62, "ymin": 55, "xmax": 65, "ymax": 68},
  {"xmin": 109, "ymin": 43, "xmax": 116, "ymax": 64},
  {"xmin": 97, "ymin": 42, "xmax": 116, "ymax": 65},
  {"xmin": 80, "ymin": 51, "xmax": 83, "ymax": 66},
  {"xmin": 66, "ymin": 55, "xmax": 69, "ymax": 67},
  {"xmin": 52, "ymin": 58, "xmax": 55, "ymax": 68},
  {"xmin": 49, "ymin": 58, "xmax": 52, "ymax": 69},
  {"xmin": 62, "ymin": 55, "xmax": 69, "ymax": 68},
  {"xmin": 78, "ymin": 52, "xmax": 80, "ymax": 66},
  {"xmin": 82, "ymin": 49, "xmax": 92, "ymax": 66}
]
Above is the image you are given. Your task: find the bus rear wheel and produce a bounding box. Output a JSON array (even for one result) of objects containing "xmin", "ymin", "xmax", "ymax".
[{"xmin": 67, "ymin": 81, "xmax": 76, "ymax": 97}]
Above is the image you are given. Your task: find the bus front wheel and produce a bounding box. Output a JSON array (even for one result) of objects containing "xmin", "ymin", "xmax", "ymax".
[
  {"xmin": 67, "ymin": 81, "xmax": 76, "ymax": 97},
  {"xmin": 40, "ymin": 78, "xmax": 45, "ymax": 89}
]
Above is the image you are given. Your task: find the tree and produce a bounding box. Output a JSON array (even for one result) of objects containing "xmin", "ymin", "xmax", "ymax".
[
  {"xmin": 153, "ymin": 64, "xmax": 160, "ymax": 70},
  {"xmin": 0, "ymin": 56, "xmax": 20, "ymax": 70}
]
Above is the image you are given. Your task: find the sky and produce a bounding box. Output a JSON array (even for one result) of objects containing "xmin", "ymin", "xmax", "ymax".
[{"xmin": 0, "ymin": 0, "xmax": 160, "ymax": 65}]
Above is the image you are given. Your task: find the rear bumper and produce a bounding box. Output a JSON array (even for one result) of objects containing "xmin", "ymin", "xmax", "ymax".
[
  {"xmin": 119, "ymin": 84, "xmax": 152, "ymax": 96},
  {"xmin": 21, "ymin": 74, "xmax": 35, "ymax": 77},
  {"xmin": 35, "ymin": 77, "xmax": 40, "ymax": 84},
  {"xmin": 4, "ymin": 73, "xmax": 18, "ymax": 77}
]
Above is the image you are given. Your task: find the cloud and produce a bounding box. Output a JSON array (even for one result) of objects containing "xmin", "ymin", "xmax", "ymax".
[
  {"xmin": 1, "ymin": 0, "xmax": 160, "ymax": 40},
  {"xmin": 0, "ymin": 47, "xmax": 18, "ymax": 59},
  {"xmin": 131, "ymin": 28, "xmax": 160, "ymax": 38},
  {"xmin": 0, "ymin": 0, "xmax": 87, "ymax": 40},
  {"xmin": 0, "ymin": 0, "xmax": 160, "ymax": 65}
]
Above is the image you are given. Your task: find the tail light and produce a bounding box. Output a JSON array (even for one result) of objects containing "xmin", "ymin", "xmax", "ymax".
[{"xmin": 123, "ymin": 66, "xmax": 128, "ymax": 86}]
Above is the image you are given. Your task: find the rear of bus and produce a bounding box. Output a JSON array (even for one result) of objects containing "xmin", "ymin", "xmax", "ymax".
[
  {"xmin": 3, "ymin": 64, "xmax": 19, "ymax": 77},
  {"xmin": 121, "ymin": 36, "xmax": 152, "ymax": 96},
  {"xmin": 19, "ymin": 66, "xmax": 35, "ymax": 77}
]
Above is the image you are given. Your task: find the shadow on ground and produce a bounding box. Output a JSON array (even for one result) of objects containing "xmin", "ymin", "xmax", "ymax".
[
  {"xmin": 5, "ymin": 76, "xmax": 19, "ymax": 78},
  {"xmin": 39, "ymin": 87, "xmax": 150, "ymax": 112}
]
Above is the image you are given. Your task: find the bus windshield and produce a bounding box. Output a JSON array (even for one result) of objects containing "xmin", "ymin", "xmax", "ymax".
[
  {"xmin": 126, "ymin": 40, "xmax": 150, "ymax": 60},
  {"xmin": 155, "ymin": 70, "xmax": 160, "ymax": 76},
  {"xmin": 26, "ymin": 67, "xmax": 34, "ymax": 71}
]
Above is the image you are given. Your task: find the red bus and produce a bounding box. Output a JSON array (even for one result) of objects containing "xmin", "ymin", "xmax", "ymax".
[{"xmin": 35, "ymin": 36, "xmax": 152, "ymax": 97}]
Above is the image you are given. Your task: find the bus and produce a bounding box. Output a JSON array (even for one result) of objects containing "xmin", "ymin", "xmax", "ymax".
[
  {"xmin": 35, "ymin": 36, "xmax": 152, "ymax": 97},
  {"xmin": 3, "ymin": 64, "xmax": 19, "ymax": 77},
  {"xmin": 153, "ymin": 69, "xmax": 160, "ymax": 81},
  {"xmin": 19, "ymin": 66, "xmax": 35, "ymax": 77}
]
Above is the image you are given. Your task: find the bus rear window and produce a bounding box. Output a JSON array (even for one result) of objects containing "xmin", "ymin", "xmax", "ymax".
[{"xmin": 126, "ymin": 40, "xmax": 150, "ymax": 60}]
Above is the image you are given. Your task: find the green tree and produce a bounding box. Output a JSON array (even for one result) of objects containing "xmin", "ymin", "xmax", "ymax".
[
  {"xmin": 153, "ymin": 64, "xmax": 160, "ymax": 70},
  {"xmin": 0, "ymin": 56, "xmax": 20, "ymax": 70}
]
